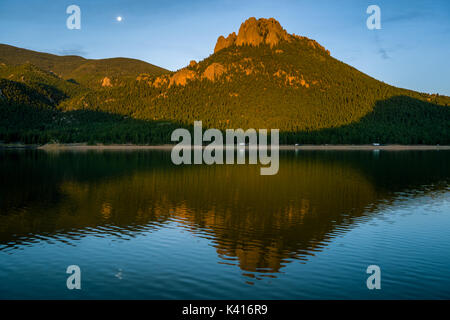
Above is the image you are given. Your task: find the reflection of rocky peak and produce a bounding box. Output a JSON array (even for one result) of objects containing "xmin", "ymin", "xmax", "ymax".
[
  {"xmin": 2, "ymin": 151, "xmax": 449, "ymax": 279},
  {"xmin": 214, "ymin": 17, "xmax": 291, "ymax": 53}
]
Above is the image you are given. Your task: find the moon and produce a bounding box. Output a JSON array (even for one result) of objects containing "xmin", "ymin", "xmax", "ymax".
[{"xmin": 116, "ymin": 16, "xmax": 123, "ymax": 22}]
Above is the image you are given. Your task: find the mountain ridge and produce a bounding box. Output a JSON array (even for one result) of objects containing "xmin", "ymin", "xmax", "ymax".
[{"xmin": 0, "ymin": 17, "xmax": 449, "ymax": 145}]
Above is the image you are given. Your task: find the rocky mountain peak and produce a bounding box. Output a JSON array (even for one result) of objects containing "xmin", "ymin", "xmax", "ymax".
[{"xmin": 214, "ymin": 17, "xmax": 291, "ymax": 53}]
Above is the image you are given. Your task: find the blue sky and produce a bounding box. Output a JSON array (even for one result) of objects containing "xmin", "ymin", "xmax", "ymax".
[{"xmin": 1, "ymin": 0, "xmax": 449, "ymax": 95}]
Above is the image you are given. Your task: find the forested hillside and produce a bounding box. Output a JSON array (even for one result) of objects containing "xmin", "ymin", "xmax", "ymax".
[{"xmin": 1, "ymin": 18, "xmax": 449, "ymax": 145}]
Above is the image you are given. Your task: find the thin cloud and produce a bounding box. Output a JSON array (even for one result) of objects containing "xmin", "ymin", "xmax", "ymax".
[
  {"xmin": 383, "ymin": 10, "xmax": 431, "ymax": 24},
  {"xmin": 378, "ymin": 47, "xmax": 389, "ymax": 60},
  {"xmin": 56, "ymin": 45, "xmax": 87, "ymax": 57},
  {"xmin": 374, "ymin": 34, "xmax": 390, "ymax": 60}
]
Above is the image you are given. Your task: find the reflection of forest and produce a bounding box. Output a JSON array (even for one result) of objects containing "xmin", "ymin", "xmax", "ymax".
[{"xmin": 0, "ymin": 150, "xmax": 449, "ymax": 275}]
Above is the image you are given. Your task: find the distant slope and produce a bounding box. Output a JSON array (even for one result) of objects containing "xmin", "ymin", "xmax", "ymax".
[
  {"xmin": 0, "ymin": 44, "xmax": 169, "ymax": 86},
  {"xmin": 68, "ymin": 57, "xmax": 168, "ymax": 83},
  {"xmin": 0, "ymin": 44, "xmax": 86, "ymax": 76}
]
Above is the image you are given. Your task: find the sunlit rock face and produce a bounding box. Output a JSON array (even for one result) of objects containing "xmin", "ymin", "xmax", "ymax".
[
  {"xmin": 169, "ymin": 68, "xmax": 197, "ymax": 87},
  {"xmin": 213, "ymin": 17, "xmax": 330, "ymax": 56},
  {"xmin": 214, "ymin": 32, "xmax": 237, "ymax": 53},
  {"xmin": 236, "ymin": 17, "xmax": 290, "ymax": 47},
  {"xmin": 202, "ymin": 63, "xmax": 226, "ymax": 81},
  {"xmin": 101, "ymin": 76, "xmax": 112, "ymax": 87},
  {"xmin": 214, "ymin": 17, "xmax": 291, "ymax": 53}
]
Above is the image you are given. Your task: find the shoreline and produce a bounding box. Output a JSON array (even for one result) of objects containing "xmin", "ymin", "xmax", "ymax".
[{"xmin": 1, "ymin": 143, "xmax": 449, "ymax": 151}]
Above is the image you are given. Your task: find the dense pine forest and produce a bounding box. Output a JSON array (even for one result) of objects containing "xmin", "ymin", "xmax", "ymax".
[{"xmin": 1, "ymin": 18, "xmax": 449, "ymax": 145}]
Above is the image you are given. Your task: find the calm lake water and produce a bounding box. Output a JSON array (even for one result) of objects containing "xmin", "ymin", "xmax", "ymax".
[{"xmin": 0, "ymin": 149, "xmax": 449, "ymax": 299}]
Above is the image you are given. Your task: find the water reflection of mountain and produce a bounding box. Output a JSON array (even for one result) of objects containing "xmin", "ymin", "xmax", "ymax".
[{"xmin": 0, "ymin": 150, "xmax": 449, "ymax": 276}]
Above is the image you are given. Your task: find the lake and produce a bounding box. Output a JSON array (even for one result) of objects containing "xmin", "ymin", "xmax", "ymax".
[{"xmin": 0, "ymin": 149, "xmax": 449, "ymax": 299}]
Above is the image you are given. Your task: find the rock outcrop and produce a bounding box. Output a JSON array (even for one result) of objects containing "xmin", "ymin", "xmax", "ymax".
[
  {"xmin": 136, "ymin": 74, "xmax": 151, "ymax": 81},
  {"xmin": 214, "ymin": 32, "xmax": 237, "ymax": 53},
  {"xmin": 152, "ymin": 76, "xmax": 168, "ymax": 88},
  {"xmin": 214, "ymin": 17, "xmax": 291, "ymax": 53},
  {"xmin": 101, "ymin": 77, "xmax": 112, "ymax": 87},
  {"xmin": 273, "ymin": 69, "xmax": 311, "ymax": 88},
  {"xmin": 292, "ymin": 34, "xmax": 330, "ymax": 55},
  {"xmin": 214, "ymin": 17, "xmax": 330, "ymax": 55},
  {"xmin": 236, "ymin": 17, "xmax": 290, "ymax": 47},
  {"xmin": 169, "ymin": 69, "xmax": 197, "ymax": 87},
  {"xmin": 203, "ymin": 63, "xmax": 226, "ymax": 81}
]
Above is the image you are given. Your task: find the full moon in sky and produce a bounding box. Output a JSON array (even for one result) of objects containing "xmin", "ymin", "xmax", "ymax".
[{"xmin": 116, "ymin": 16, "xmax": 123, "ymax": 22}]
